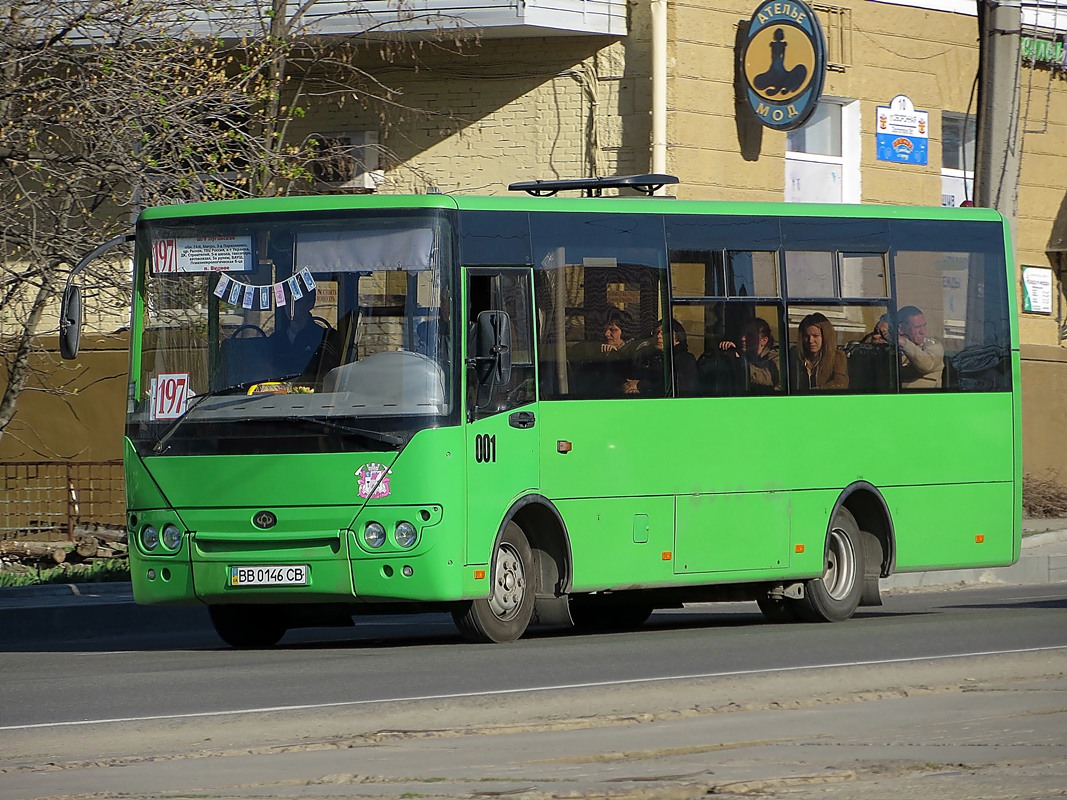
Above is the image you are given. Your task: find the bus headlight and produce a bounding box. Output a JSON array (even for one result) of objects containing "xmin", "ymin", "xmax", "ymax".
[
  {"xmin": 161, "ymin": 524, "xmax": 182, "ymax": 551},
  {"xmin": 395, "ymin": 521, "xmax": 417, "ymax": 549},
  {"xmin": 364, "ymin": 522, "xmax": 386, "ymax": 549},
  {"xmin": 141, "ymin": 525, "xmax": 160, "ymax": 552}
]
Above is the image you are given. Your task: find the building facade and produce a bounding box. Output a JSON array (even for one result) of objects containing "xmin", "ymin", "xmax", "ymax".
[{"xmin": 5, "ymin": 0, "xmax": 1067, "ymax": 484}]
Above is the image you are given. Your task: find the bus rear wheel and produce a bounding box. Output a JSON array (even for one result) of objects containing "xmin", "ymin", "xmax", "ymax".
[
  {"xmin": 452, "ymin": 522, "xmax": 536, "ymax": 643},
  {"xmin": 209, "ymin": 604, "xmax": 287, "ymax": 648},
  {"xmin": 798, "ymin": 508, "xmax": 865, "ymax": 623}
]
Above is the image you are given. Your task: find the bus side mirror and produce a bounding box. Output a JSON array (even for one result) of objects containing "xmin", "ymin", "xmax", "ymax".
[
  {"xmin": 59, "ymin": 284, "xmax": 83, "ymax": 360},
  {"xmin": 475, "ymin": 310, "xmax": 512, "ymax": 385}
]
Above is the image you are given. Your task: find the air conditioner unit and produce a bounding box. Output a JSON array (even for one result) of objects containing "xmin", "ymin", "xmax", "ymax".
[{"xmin": 310, "ymin": 131, "xmax": 384, "ymax": 191}]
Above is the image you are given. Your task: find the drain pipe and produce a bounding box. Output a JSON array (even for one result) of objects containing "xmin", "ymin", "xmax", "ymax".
[{"xmin": 651, "ymin": 0, "xmax": 668, "ymax": 192}]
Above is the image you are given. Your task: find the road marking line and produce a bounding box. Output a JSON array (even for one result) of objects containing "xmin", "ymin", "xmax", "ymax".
[{"xmin": 3, "ymin": 644, "xmax": 1066, "ymax": 732}]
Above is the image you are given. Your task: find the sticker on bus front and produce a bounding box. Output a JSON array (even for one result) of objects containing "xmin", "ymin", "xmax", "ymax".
[
  {"xmin": 229, "ymin": 565, "xmax": 308, "ymax": 587},
  {"xmin": 356, "ymin": 463, "xmax": 392, "ymax": 499}
]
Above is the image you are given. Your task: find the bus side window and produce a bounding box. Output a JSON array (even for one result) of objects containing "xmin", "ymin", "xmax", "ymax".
[
  {"xmin": 892, "ymin": 223, "xmax": 1012, "ymax": 393},
  {"xmin": 682, "ymin": 302, "xmax": 784, "ymax": 397},
  {"xmin": 531, "ymin": 213, "xmax": 669, "ymax": 400}
]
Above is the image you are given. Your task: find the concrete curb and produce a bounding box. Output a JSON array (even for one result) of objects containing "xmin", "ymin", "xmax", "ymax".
[
  {"xmin": 0, "ymin": 602, "xmax": 212, "ymax": 644},
  {"xmin": 882, "ymin": 554, "xmax": 1067, "ymax": 590},
  {"xmin": 0, "ymin": 582, "xmax": 133, "ymax": 599},
  {"xmin": 0, "ymin": 583, "xmax": 210, "ymax": 644}
]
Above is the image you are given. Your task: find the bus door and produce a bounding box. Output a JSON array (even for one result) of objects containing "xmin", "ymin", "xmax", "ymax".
[{"xmin": 464, "ymin": 268, "xmax": 539, "ymax": 565}]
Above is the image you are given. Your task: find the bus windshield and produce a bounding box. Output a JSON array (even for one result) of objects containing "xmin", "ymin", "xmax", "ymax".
[{"xmin": 128, "ymin": 209, "xmax": 457, "ymax": 456}]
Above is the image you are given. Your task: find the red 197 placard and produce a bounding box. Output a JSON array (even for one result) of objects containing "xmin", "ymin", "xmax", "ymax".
[
  {"xmin": 151, "ymin": 373, "xmax": 189, "ymax": 421},
  {"xmin": 152, "ymin": 239, "xmax": 177, "ymax": 273}
]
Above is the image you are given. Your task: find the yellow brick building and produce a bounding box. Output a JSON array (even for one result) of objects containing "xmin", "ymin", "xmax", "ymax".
[{"xmin": 5, "ymin": 0, "xmax": 1067, "ymax": 485}]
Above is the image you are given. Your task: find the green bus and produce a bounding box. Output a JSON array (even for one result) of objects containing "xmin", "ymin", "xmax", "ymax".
[{"xmin": 60, "ymin": 174, "xmax": 1020, "ymax": 647}]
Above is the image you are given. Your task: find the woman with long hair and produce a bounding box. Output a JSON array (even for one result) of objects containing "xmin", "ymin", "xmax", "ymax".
[{"xmin": 791, "ymin": 312, "xmax": 848, "ymax": 392}]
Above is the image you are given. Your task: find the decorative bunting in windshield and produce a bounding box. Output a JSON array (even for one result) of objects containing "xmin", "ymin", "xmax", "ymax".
[{"xmin": 208, "ymin": 268, "xmax": 319, "ymax": 312}]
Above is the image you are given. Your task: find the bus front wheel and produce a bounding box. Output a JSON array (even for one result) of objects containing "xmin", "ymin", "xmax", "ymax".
[
  {"xmin": 209, "ymin": 605, "xmax": 287, "ymax": 649},
  {"xmin": 452, "ymin": 522, "xmax": 536, "ymax": 643},
  {"xmin": 798, "ymin": 508, "xmax": 865, "ymax": 623}
]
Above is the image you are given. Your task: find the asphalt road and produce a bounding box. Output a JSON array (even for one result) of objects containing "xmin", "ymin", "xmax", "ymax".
[
  {"xmin": 2, "ymin": 584, "xmax": 1066, "ymax": 800},
  {"xmin": 2, "ymin": 584, "xmax": 1065, "ymax": 729}
]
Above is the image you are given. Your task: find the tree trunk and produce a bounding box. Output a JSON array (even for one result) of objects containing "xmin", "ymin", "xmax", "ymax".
[
  {"xmin": 71, "ymin": 525, "xmax": 128, "ymax": 545},
  {"xmin": 0, "ymin": 540, "xmax": 69, "ymax": 563},
  {"xmin": 0, "ymin": 274, "xmax": 54, "ymax": 442},
  {"xmin": 74, "ymin": 538, "xmax": 100, "ymax": 559}
]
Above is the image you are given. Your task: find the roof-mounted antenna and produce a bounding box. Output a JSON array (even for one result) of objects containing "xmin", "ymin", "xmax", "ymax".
[{"xmin": 507, "ymin": 173, "xmax": 679, "ymax": 198}]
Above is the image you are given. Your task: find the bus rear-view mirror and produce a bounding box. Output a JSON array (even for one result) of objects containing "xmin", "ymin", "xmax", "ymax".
[
  {"xmin": 476, "ymin": 310, "xmax": 512, "ymax": 385},
  {"xmin": 59, "ymin": 284, "xmax": 83, "ymax": 360}
]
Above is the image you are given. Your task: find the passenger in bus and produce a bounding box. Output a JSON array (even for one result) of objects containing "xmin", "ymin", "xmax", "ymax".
[
  {"xmin": 718, "ymin": 317, "xmax": 780, "ymax": 391},
  {"xmin": 596, "ymin": 308, "xmax": 640, "ymax": 394},
  {"xmin": 416, "ymin": 319, "xmax": 451, "ymax": 361},
  {"xmin": 270, "ymin": 289, "xmax": 341, "ymax": 383},
  {"xmin": 569, "ymin": 307, "xmax": 635, "ymax": 397},
  {"xmin": 599, "ymin": 308, "xmax": 631, "ymax": 354},
  {"xmin": 624, "ymin": 318, "xmax": 696, "ymax": 396},
  {"xmin": 860, "ymin": 314, "xmax": 893, "ymax": 345},
  {"xmin": 791, "ymin": 312, "xmax": 848, "ymax": 392},
  {"xmin": 415, "ymin": 321, "xmax": 433, "ymax": 355},
  {"xmin": 845, "ymin": 313, "xmax": 895, "ymax": 393},
  {"xmin": 897, "ymin": 305, "xmax": 945, "ymax": 389}
]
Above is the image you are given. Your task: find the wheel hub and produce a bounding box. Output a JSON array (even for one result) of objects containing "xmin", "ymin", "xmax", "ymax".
[
  {"xmin": 824, "ymin": 527, "xmax": 857, "ymax": 601},
  {"xmin": 488, "ymin": 543, "xmax": 526, "ymax": 619}
]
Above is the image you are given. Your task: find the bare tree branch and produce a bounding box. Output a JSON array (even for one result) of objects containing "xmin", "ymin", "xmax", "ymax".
[{"xmin": 1, "ymin": 0, "xmax": 471, "ymax": 445}]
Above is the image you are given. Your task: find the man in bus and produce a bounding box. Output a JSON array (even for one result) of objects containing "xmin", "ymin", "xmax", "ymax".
[
  {"xmin": 718, "ymin": 317, "xmax": 780, "ymax": 392},
  {"xmin": 861, "ymin": 314, "xmax": 893, "ymax": 345},
  {"xmin": 270, "ymin": 288, "xmax": 341, "ymax": 384},
  {"xmin": 897, "ymin": 305, "xmax": 944, "ymax": 390},
  {"xmin": 624, "ymin": 318, "xmax": 696, "ymax": 395}
]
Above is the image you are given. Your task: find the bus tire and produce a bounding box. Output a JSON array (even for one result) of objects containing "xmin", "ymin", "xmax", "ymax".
[
  {"xmin": 209, "ymin": 605, "xmax": 286, "ymax": 649},
  {"xmin": 452, "ymin": 522, "xmax": 536, "ymax": 643},
  {"xmin": 569, "ymin": 595, "xmax": 654, "ymax": 632},
  {"xmin": 798, "ymin": 508, "xmax": 865, "ymax": 623}
]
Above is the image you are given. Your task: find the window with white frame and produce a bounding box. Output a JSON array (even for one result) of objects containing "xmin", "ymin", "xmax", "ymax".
[
  {"xmin": 941, "ymin": 112, "xmax": 975, "ymax": 207},
  {"xmin": 785, "ymin": 99, "xmax": 861, "ymax": 203}
]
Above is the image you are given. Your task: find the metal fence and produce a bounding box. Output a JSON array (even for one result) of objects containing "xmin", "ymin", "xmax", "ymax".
[{"xmin": 0, "ymin": 461, "xmax": 124, "ymax": 541}]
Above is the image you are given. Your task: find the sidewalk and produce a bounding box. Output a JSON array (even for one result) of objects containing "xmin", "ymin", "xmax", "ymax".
[{"xmin": 2, "ymin": 523, "xmax": 1065, "ymax": 644}]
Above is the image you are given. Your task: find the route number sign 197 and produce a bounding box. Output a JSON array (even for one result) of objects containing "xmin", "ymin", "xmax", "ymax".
[{"xmin": 150, "ymin": 373, "xmax": 190, "ymax": 421}]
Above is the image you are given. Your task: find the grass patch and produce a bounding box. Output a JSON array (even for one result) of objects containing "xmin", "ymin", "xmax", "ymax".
[{"xmin": 0, "ymin": 558, "xmax": 130, "ymax": 588}]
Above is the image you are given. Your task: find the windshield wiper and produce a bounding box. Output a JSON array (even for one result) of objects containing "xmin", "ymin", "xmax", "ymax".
[
  {"xmin": 152, "ymin": 392, "xmax": 215, "ymax": 453},
  {"xmin": 283, "ymin": 416, "xmax": 405, "ymax": 448},
  {"xmin": 151, "ymin": 377, "xmax": 273, "ymax": 454}
]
